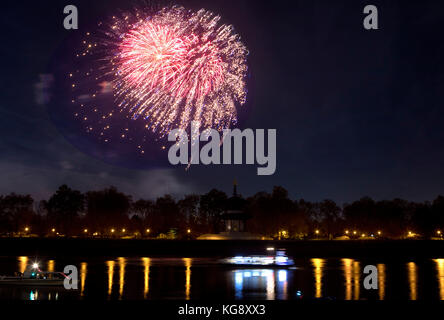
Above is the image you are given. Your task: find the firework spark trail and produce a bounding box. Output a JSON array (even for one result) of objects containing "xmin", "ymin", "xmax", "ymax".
[{"xmin": 72, "ymin": 5, "xmax": 248, "ymax": 146}]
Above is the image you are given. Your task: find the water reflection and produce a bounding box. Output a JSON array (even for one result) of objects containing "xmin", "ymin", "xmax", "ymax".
[
  {"xmin": 47, "ymin": 260, "xmax": 55, "ymax": 273},
  {"xmin": 234, "ymin": 269, "xmax": 272, "ymax": 299},
  {"xmin": 3, "ymin": 256, "xmax": 444, "ymax": 301},
  {"xmin": 341, "ymin": 259, "xmax": 361, "ymax": 300},
  {"xmin": 277, "ymin": 270, "xmax": 288, "ymax": 300},
  {"xmin": 18, "ymin": 256, "xmax": 28, "ymax": 274},
  {"xmin": 311, "ymin": 258, "xmax": 324, "ymax": 298},
  {"xmin": 407, "ymin": 262, "xmax": 418, "ymax": 300},
  {"xmin": 80, "ymin": 262, "xmax": 87, "ymax": 298},
  {"xmin": 118, "ymin": 257, "xmax": 126, "ymax": 299},
  {"xmin": 377, "ymin": 264, "xmax": 386, "ymax": 300},
  {"xmin": 435, "ymin": 259, "xmax": 444, "ymax": 300},
  {"xmin": 353, "ymin": 261, "xmax": 360, "ymax": 300},
  {"xmin": 106, "ymin": 260, "xmax": 115, "ymax": 298},
  {"xmin": 30, "ymin": 290, "xmax": 38, "ymax": 300},
  {"xmin": 233, "ymin": 269, "xmax": 288, "ymax": 300},
  {"xmin": 142, "ymin": 258, "xmax": 150, "ymax": 299},
  {"xmin": 342, "ymin": 259, "xmax": 352, "ymax": 300},
  {"xmin": 183, "ymin": 258, "xmax": 192, "ymax": 300}
]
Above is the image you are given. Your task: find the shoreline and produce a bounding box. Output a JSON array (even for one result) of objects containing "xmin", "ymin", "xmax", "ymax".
[{"xmin": 0, "ymin": 238, "xmax": 443, "ymax": 259}]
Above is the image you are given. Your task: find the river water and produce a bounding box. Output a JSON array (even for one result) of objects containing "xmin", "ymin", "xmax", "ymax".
[{"xmin": 0, "ymin": 256, "xmax": 443, "ymax": 300}]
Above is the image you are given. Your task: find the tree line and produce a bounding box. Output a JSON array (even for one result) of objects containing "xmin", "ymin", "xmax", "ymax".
[{"xmin": 0, "ymin": 185, "xmax": 443, "ymax": 239}]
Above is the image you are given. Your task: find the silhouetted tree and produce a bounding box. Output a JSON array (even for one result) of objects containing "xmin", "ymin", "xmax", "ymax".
[
  {"xmin": 432, "ymin": 196, "xmax": 444, "ymax": 229},
  {"xmin": 247, "ymin": 187, "xmax": 303, "ymax": 238},
  {"xmin": 288, "ymin": 200, "xmax": 309, "ymax": 238},
  {"xmin": 376, "ymin": 199, "xmax": 409, "ymax": 237},
  {"xmin": 270, "ymin": 186, "xmax": 296, "ymax": 236},
  {"xmin": 154, "ymin": 195, "xmax": 182, "ymax": 234},
  {"xmin": 132, "ymin": 199, "xmax": 155, "ymax": 232},
  {"xmin": 299, "ymin": 199, "xmax": 321, "ymax": 236},
  {"xmin": 410, "ymin": 202, "xmax": 433, "ymax": 237},
  {"xmin": 86, "ymin": 187, "xmax": 131, "ymax": 233},
  {"xmin": 1, "ymin": 184, "xmax": 444, "ymax": 239},
  {"xmin": 319, "ymin": 199, "xmax": 341, "ymax": 239},
  {"xmin": 0, "ymin": 195, "xmax": 8, "ymax": 233},
  {"xmin": 129, "ymin": 214, "xmax": 143, "ymax": 236},
  {"xmin": 199, "ymin": 189, "xmax": 227, "ymax": 233},
  {"xmin": 0, "ymin": 193, "xmax": 34, "ymax": 233},
  {"xmin": 246, "ymin": 191, "xmax": 272, "ymax": 235},
  {"xmin": 178, "ymin": 195, "xmax": 200, "ymax": 230},
  {"xmin": 343, "ymin": 197, "xmax": 376, "ymax": 231},
  {"xmin": 45, "ymin": 185, "xmax": 84, "ymax": 236}
]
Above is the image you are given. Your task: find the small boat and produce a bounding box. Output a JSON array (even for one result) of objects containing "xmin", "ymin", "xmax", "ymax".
[
  {"xmin": 222, "ymin": 248, "xmax": 295, "ymax": 267},
  {"xmin": 0, "ymin": 263, "xmax": 67, "ymax": 286}
]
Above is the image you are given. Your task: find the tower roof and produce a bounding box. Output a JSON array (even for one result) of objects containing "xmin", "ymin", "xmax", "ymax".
[{"xmin": 221, "ymin": 181, "xmax": 251, "ymax": 220}]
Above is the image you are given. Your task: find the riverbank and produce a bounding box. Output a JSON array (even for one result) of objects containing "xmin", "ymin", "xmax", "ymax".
[{"xmin": 0, "ymin": 238, "xmax": 443, "ymax": 259}]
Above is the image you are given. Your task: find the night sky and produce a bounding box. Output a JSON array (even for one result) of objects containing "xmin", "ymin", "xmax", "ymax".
[{"xmin": 2, "ymin": 0, "xmax": 444, "ymax": 203}]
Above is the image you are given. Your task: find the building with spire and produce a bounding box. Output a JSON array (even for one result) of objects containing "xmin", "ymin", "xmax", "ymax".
[
  {"xmin": 220, "ymin": 180, "xmax": 251, "ymax": 233},
  {"xmin": 197, "ymin": 181, "xmax": 271, "ymax": 240}
]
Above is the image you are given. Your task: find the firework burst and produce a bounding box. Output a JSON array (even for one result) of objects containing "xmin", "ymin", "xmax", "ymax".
[{"xmin": 71, "ymin": 5, "xmax": 248, "ymax": 145}]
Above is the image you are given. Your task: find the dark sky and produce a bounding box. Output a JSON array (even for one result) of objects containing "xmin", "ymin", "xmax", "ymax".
[{"xmin": 2, "ymin": 0, "xmax": 444, "ymax": 203}]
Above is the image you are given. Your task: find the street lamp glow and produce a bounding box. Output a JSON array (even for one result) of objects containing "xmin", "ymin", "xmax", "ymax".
[
  {"xmin": 84, "ymin": 229, "xmax": 88, "ymax": 233},
  {"xmin": 24, "ymin": 227, "xmax": 29, "ymax": 232},
  {"xmin": 146, "ymin": 229, "xmax": 150, "ymax": 233},
  {"xmin": 345, "ymin": 230, "xmax": 349, "ymax": 234},
  {"xmin": 315, "ymin": 230, "xmax": 319, "ymax": 234},
  {"xmin": 377, "ymin": 231, "xmax": 381, "ymax": 235},
  {"xmin": 437, "ymin": 230, "xmax": 442, "ymax": 235},
  {"xmin": 187, "ymin": 229, "xmax": 191, "ymax": 234},
  {"xmin": 32, "ymin": 263, "xmax": 39, "ymax": 269},
  {"xmin": 353, "ymin": 231, "xmax": 357, "ymax": 235},
  {"xmin": 51, "ymin": 228, "xmax": 55, "ymax": 233},
  {"xmin": 111, "ymin": 229, "xmax": 115, "ymax": 233},
  {"xmin": 122, "ymin": 229, "xmax": 126, "ymax": 233}
]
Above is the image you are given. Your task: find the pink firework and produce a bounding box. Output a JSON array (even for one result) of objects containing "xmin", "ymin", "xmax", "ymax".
[
  {"xmin": 92, "ymin": 6, "xmax": 248, "ymax": 137},
  {"xmin": 118, "ymin": 22, "xmax": 224, "ymax": 100}
]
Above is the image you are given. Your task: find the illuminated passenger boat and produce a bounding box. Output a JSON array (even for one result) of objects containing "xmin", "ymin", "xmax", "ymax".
[
  {"xmin": 0, "ymin": 263, "xmax": 67, "ymax": 286},
  {"xmin": 223, "ymin": 249, "xmax": 295, "ymax": 267}
]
